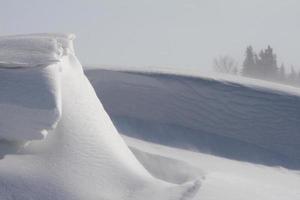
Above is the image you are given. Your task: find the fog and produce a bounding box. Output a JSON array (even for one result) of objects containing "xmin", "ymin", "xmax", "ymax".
[{"xmin": 1, "ymin": 0, "xmax": 299, "ymax": 73}]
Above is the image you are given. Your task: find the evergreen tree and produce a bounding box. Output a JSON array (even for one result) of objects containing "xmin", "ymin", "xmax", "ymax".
[
  {"xmin": 278, "ymin": 63, "xmax": 286, "ymax": 83},
  {"xmin": 241, "ymin": 45, "xmax": 299, "ymax": 87},
  {"xmin": 256, "ymin": 46, "xmax": 278, "ymax": 80},
  {"xmin": 242, "ymin": 46, "xmax": 256, "ymax": 77}
]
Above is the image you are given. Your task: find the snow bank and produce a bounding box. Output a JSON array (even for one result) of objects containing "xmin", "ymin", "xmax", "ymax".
[
  {"xmin": 0, "ymin": 34, "xmax": 199, "ymax": 200},
  {"xmin": 86, "ymin": 69, "xmax": 300, "ymax": 168}
]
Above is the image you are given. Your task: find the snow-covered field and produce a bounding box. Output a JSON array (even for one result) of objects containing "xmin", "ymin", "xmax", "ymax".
[{"xmin": 0, "ymin": 33, "xmax": 299, "ymax": 199}]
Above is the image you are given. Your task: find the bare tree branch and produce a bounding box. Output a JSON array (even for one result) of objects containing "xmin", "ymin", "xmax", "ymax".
[{"xmin": 213, "ymin": 56, "xmax": 238, "ymax": 74}]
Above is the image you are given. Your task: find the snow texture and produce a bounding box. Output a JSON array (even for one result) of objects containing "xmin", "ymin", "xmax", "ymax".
[
  {"xmin": 0, "ymin": 34, "xmax": 72, "ymax": 141},
  {"xmin": 124, "ymin": 135, "xmax": 300, "ymax": 200},
  {"xmin": 1, "ymin": 32, "xmax": 299, "ymax": 200},
  {"xmin": 86, "ymin": 68, "xmax": 300, "ymax": 169},
  {"xmin": 0, "ymin": 33, "xmax": 75, "ymax": 68},
  {"xmin": 0, "ymin": 34, "xmax": 199, "ymax": 200},
  {"xmin": 0, "ymin": 65, "xmax": 62, "ymax": 141}
]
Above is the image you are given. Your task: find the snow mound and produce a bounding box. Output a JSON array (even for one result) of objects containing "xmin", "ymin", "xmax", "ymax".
[
  {"xmin": 0, "ymin": 34, "xmax": 199, "ymax": 200},
  {"xmin": 86, "ymin": 69, "xmax": 300, "ymax": 168}
]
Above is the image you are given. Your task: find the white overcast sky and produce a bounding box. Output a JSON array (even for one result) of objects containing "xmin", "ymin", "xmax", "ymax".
[{"xmin": 1, "ymin": 0, "xmax": 299, "ymax": 70}]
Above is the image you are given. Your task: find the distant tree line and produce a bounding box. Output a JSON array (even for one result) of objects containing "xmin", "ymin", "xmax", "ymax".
[{"xmin": 213, "ymin": 46, "xmax": 300, "ymax": 87}]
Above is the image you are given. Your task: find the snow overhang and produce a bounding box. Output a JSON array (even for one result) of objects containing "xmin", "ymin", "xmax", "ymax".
[{"xmin": 0, "ymin": 33, "xmax": 75, "ymax": 68}]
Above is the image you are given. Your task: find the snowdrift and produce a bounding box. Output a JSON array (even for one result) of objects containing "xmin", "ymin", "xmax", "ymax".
[
  {"xmin": 86, "ymin": 69, "xmax": 300, "ymax": 169},
  {"xmin": 0, "ymin": 34, "xmax": 66, "ymax": 141},
  {"xmin": 0, "ymin": 34, "xmax": 199, "ymax": 200}
]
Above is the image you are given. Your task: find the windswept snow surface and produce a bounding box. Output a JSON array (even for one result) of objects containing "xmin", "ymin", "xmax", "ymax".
[
  {"xmin": 86, "ymin": 69, "xmax": 300, "ymax": 169},
  {"xmin": 1, "ymin": 33, "xmax": 299, "ymax": 200},
  {"xmin": 85, "ymin": 68, "xmax": 300, "ymax": 199},
  {"xmin": 0, "ymin": 34, "xmax": 199, "ymax": 200}
]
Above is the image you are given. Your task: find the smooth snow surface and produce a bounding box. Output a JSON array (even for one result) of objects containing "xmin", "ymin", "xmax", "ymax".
[
  {"xmin": 125, "ymin": 135, "xmax": 300, "ymax": 200},
  {"xmin": 0, "ymin": 34, "xmax": 199, "ymax": 200}
]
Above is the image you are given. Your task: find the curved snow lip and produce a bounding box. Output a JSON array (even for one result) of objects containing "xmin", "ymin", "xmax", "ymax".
[{"xmin": 0, "ymin": 33, "xmax": 75, "ymax": 68}]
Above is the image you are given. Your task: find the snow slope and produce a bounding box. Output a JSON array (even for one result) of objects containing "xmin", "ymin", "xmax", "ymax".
[
  {"xmin": 0, "ymin": 34, "xmax": 199, "ymax": 200},
  {"xmin": 86, "ymin": 68, "xmax": 300, "ymax": 169},
  {"xmin": 85, "ymin": 68, "xmax": 300, "ymax": 199}
]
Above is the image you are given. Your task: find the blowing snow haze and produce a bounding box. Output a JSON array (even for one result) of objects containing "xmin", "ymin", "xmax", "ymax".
[{"xmin": 0, "ymin": 0, "xmax": 300, "ymax": 71}]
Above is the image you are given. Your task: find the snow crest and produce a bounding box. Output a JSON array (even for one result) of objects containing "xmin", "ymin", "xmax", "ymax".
[{"xmin": 0, "ymin": 33, "xmax": 74, "ymax": 68}]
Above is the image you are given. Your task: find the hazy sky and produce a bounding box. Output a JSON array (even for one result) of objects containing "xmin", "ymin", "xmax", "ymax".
[{"xmin": 1, "ymin": 0, "xmax": 299, "ymax": 70}]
